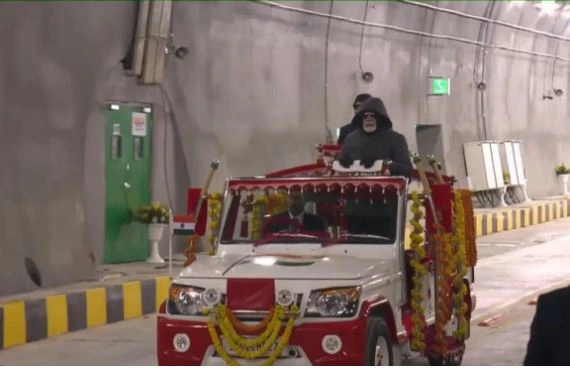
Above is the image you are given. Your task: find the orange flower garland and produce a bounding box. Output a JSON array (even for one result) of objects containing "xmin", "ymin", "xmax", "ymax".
[
  {"xmin": 225, "ymin": 307, "xmax": 276, "ymax": 335},
  {"xmin": 452, "ymin": 190, "xmax": 469, "ymax": 342},
  {"xmin": 183, "ymin": 234, "xmax": 199, "ymax": 267},
  {"xmin": 459, "ymin": 190, "xmax": 478, "ymax": 267},
  {"xmin": 432, "ymin": 222, "xmax": 453, "ymax": 355}
]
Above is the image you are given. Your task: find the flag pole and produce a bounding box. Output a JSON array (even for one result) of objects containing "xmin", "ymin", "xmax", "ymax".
[{"xmin": 168, "ymin": 207, "xmax": 173, "ymax": 279}]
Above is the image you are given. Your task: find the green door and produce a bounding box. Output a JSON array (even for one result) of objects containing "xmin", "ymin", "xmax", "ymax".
[{"xmin": 104, "ymin": 103, "xmax": 152, "ymax": 264}]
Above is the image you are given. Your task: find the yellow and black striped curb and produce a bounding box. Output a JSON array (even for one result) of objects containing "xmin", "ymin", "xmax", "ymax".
[
  {"xmin": 474, "ymin": 198, "xmax": 570, "ymax": 236},
  {"xmin": 0, "ymin": 276, "xmax": 170, "ymax": 351},
  {"xmin": 404, "ymin": 198, "xmax": 570, "ymax": 248}
]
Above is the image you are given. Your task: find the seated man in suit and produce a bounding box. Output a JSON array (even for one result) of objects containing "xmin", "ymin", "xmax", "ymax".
[
  {"xmin": 264, "ymin": 191, "xmax": 327, "ymax": 233},
  {"xmin": 523, "ymin": 285, "xmax": 570, "ymax": 365}
]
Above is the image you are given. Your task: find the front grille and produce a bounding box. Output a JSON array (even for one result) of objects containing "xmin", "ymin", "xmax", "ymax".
[
  {"xmin": 211, "ymin": 345, "xmax": 303, "ymax": 359},
  {"xmin": 229, "ymin": 293, "xmax": 303, "ymax": 321}
]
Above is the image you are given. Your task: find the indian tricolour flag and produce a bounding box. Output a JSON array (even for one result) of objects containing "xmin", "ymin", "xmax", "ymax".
[{"xmin": 171, "ymin": 215, "xmax": 196, "ymax": 235}]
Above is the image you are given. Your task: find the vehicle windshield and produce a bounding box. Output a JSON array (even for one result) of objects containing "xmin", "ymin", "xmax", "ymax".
[{"xmin": 219, "ymin": 181, "xmax": 402, "ymax": 245}]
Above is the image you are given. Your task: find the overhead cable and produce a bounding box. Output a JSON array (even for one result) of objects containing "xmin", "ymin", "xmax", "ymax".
[
  {"xmin": 251, "ymin": 0, "xmax": 570, "ymax": 63},
  {"xmin": 399, "ymin": 0, "xmax": 570, "ymax": 43}
]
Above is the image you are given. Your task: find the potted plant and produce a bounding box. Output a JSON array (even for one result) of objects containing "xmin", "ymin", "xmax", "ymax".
[
  {"xmin": 133, "ymin": 202, "xmax": 170, "ymax": 263},
  {"xmin": 555, "ymin": 164, "xmax": 570, "ymax": 195}
]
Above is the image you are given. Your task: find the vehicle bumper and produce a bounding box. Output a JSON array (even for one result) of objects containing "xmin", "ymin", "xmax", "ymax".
[{"xmin": 157, "ymin": 315, "xmax": 368, "ymax": 366}]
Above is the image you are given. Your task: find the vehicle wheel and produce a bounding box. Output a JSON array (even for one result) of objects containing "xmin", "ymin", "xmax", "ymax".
[{"xmin": 365, "ymin": 317, "xmax": 394, "ymax": 366}]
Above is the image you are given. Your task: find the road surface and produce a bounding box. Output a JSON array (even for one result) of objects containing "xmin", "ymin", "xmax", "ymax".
[{"xmin": 2, "ymin": 217, "xmax": 570, "ymax": 365}]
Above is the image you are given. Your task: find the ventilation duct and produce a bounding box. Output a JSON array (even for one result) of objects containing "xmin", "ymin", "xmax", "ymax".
[
  {"xmin": 131, "ymin": 0, "xmax": 151, "ymax": 76},
  {"xmin": 131, "ymin": 0, "xmax": 173, "ymax": 84}
]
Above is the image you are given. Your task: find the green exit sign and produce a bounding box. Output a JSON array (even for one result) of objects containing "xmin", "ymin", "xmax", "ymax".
[{"xmin": 429, "ymin": 77, "xmax": 451, "ymax": 96}]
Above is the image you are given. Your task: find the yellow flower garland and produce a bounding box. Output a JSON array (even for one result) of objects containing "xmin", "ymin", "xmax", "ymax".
[
  {"xmin": 452, "ymin": 190, "xmax": 469, "ymax": 341},
  {"xmin": 267, "ymin": 191, "xmax": 288, "ymax": 215},
  {"xmin": 432, "ymin": 223, "xmax": 453, "ymax": 356},
  {"xmin": 248, "ymin": 191, "xmax": 290, "ymax": 240},
  {"xmin": 250, "ymin": 195, "xmax": 269, "ymax": 240},
  {"xmin": 205, "ymin": 304, "xmax": 300, "ymax": 365},
  {"xmin": 207, "ymin": 192, "xmax": 223, "ymax": 255},
  {"xmin": 409, "ymin": 191, "xmax": 428, "ymax": 352}
]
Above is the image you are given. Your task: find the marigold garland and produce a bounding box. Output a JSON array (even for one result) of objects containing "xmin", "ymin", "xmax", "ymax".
[
  {"xmin": 452, "ymin": 190, "xmax": 469, "ymax": 342},
  {"xmin": 250, "ymin": 195, "xmax": 269, "ymax": 240},
  {"xmin": 218, "ymin": 306, "xmax": 283, "ymax": 354},
  {"xmin": 225, "ymin": 306, "xmax": 276, "ymax": 335},
  {"xmin": 207, "ymin": 192, "xmax": 223, "ymax": 255},
  {"xmin": 248, "ymin": 191, "xmax": 290, "ymax": 239},
  {"xmin": 267, "ymin": 191, "xmax": 288, "ymax": 215},
  {"xmin": 204, "ymin": 304, "xmax": 300, "ymax": 365},
  {"xmin": 432, "ymin": 222, "xmax": 453, "ymax": 355},
  {"xmin": 459, "ymin": 190, "xmax": 478, "ymax": 267},
  {"xmin": 409, "ymin": 191, "xmax": 428, "ymax": 352},
  {"xmin": 183, "ymin": 234, "xmax": 199, "ymax": 267}
]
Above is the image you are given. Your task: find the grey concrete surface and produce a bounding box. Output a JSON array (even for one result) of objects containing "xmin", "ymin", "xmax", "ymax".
[
  {"xmin": 411, "ymin": 296, "xmax": 540, "ymax": 366},
  {"xmin": 0, "ymin": 300, "xmax": 540, "ymax": 366},
  {"xmin": 2, "ymin": 218, "xmax": 570, "ymax": 365},
  {"xmin": 475, "ymin": 215, "xmax": 570, "ymax": 258},
  {"xmin": 2, "ymin": 0, "xmax": 570, "ymax": 298}
]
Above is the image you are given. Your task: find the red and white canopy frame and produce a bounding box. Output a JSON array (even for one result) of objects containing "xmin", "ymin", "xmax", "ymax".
[
  {"xmin": 305, "ymin": 144, "xmax": 456, "ymax": 185},
  {"xmin": 225, "ymin": 177, "xmax": 407, "ymax": 196}
]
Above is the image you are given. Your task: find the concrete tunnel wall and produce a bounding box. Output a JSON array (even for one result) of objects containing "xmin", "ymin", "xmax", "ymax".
[{"xmin": 1, "ymin": 0, "xmax": 570, "ymax": 296}]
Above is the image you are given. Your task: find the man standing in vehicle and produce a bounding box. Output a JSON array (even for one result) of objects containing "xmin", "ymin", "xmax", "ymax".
[
  {"xmin": 337, "ymin": 96, "xmax": 413, "ymax": 178},
  {"xmin": 337, "ymin": 93, "xmax": 372, "ymax": 145}
]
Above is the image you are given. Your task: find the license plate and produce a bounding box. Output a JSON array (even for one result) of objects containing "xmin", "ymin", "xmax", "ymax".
[{"xmin": 221, "ymin": 337, "xmax": 288, "ymax": 358}]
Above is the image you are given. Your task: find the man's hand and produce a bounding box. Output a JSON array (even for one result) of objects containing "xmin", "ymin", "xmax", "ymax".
[
  {"xmin": 361, "ymin": 157, "xmax": 376, "ymax": 169},
  {"xmin": 382, "ymin": 169, "xmax": 391, "ymax": 175},
  {"xmin": 338, "ymin": 156, "xmax": 354, "ymax": 168}
]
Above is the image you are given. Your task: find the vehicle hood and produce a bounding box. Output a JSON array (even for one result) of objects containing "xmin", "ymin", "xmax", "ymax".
[{"xmin": 177, "ymin": 253, "xmax": 393, "ymax": 280}]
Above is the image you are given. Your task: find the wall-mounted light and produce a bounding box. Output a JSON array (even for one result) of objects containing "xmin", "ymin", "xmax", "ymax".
[
  {"xmin": 535, "ymin": 0, "xmax": 562, "ymax": 13},
  {"xmin": 361, "ymin": 71, "xmax": 374, "ymax": 83},
  {"xmin": 165, "ymin": 45, "xmax": 189, "ymax": 60}
]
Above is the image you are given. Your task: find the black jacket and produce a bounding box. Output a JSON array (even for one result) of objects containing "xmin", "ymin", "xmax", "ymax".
[
  {"xmin": 337, "ymin": 123, "xmax": 358, "ymax": 145},
  {"xmin": 524, "ymin": 286, "xmax": 570, "ymax": 366},
  {"xmin": 265, "ymin": 212, "xmax": 327, "ymax": 233},
  {"xmin": 337, "ymin": 98, "xmax": 413, "ymax": 178}
]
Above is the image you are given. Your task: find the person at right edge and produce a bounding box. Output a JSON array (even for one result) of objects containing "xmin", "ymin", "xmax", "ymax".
[
  {"xmin": 523, "ymin": 285, "xmax": 570, "ymax": 365},
  {"xmin": 337, "ymin": 97, "xmax": 413, "ymax": 178}
]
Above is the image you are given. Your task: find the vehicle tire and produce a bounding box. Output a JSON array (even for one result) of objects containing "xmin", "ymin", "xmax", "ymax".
[{"xmin": 365, "ymin": 317, "xmax": 394, "ymax": 366}]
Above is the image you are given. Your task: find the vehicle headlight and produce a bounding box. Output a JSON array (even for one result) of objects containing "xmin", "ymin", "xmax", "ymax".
[
  {"xmin": 305, "ymin": 287, "xmax": 361, "ymax": 317},
  {"xmin": 168, "ymin": 285, "xmax": 206, "ymax": 315}
]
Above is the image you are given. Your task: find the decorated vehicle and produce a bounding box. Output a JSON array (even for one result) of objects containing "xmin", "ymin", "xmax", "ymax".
[{"xmin": 156, "ymin": 145, "xmax": 478, "ymax": 366}]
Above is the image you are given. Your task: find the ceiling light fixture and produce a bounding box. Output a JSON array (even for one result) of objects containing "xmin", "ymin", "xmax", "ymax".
[
  {"xmin": 506, "ymin": 0, "xmax": 526, "ymax": 8},
  {"xmin": 535, "ymin": 0, "xmax": 562, "ymax": 13}
]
